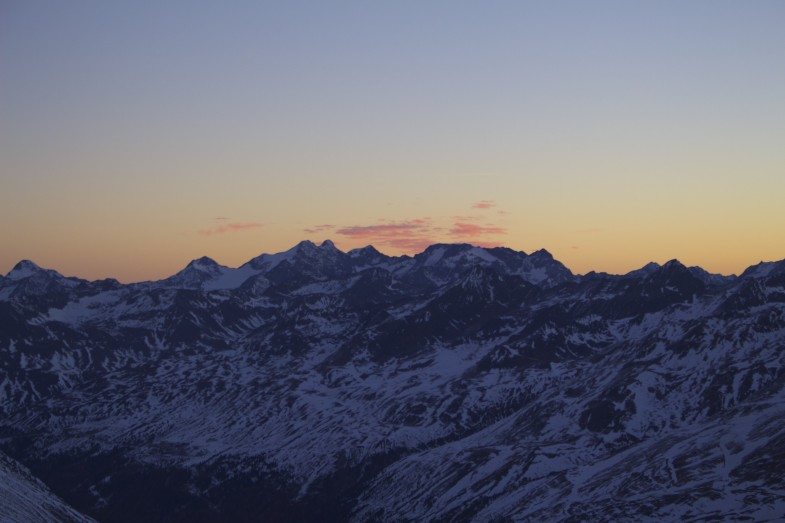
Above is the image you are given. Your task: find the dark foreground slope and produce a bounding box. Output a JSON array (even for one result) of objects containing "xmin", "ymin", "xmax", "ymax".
[
  {"xmin": 0, "ymin": 450, "xmax": 95, "ymax": 523},
  {"xmin": 1, "ymin": 242, "xmax": 785, "ymax": 521}
]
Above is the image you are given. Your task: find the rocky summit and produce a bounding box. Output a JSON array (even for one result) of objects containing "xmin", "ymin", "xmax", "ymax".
[{"xmin": 1, "ymin": 242, "xmax": 785, "ymax": 522}]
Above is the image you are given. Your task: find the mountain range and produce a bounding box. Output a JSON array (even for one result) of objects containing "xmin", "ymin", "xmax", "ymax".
[{"xmin": 2, "ymin": 240, "xmax": 785, "ymax": 522}]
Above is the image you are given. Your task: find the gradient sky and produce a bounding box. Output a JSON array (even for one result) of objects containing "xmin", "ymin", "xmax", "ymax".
[{"xmin": 2, "ymin": 1, "xmax": 784, "ymax": 282}]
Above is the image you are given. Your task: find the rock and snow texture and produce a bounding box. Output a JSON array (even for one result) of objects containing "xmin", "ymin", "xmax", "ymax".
[
  {"xmin": 1, "ymin": 241, "xmax": 785, "ymax": 521},
  {"xmin": 0, "ymin": 451, "xmax": 94, "ymax": 523}
]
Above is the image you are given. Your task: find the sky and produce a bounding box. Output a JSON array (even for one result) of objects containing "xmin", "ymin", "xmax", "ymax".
[{"xmin": 1, "ymin": 1, "xmax": 784, "ymax": 282}]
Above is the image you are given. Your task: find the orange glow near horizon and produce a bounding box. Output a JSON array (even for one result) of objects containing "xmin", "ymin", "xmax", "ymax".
[
  {"xmin": 2, "ymin": 202, "xmax": 782, "ymax": 283},
  {"xmin": 1, "ymin": 3, "xmax": 783, "ymax": 282}
]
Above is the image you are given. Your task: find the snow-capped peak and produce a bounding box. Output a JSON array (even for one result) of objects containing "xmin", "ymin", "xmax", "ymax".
[
  {"xmin": 245, "ymin": 242, "xmax": 306, "ymax": 270},
  {"xmin": 185, "ymin": 256, "xmax": 221, "ymax": 271},
  {"xmin": 348, "ymin": 245, "xmax": 382, "ymax": 258},
  {"xmin": 6, "ymin": 260, "xmax": 53, "ymax": 280},
  {"xmin": 529, "ymin": 248, "xmax": 554, "ymax": 260},
  {"xmin": 741, "ymin": 260, "xmax": 785, "ymax": 279},
  {"xmin": 320, "ymin": 239, "xmax": 339, "ymax": 250}
]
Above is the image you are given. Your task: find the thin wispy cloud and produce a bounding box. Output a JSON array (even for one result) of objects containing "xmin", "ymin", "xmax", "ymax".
[
  {"xmin": 330, "ymin": 216, "xmax": 508, "ymax": 253},
  {"xmin": 336, "ymin": 219, "xmax": 436, "ymax": 252},
  {"xmin": 198, "ymin": 222, "xmax": 263, "ymax": 236},
  {"xmin": 336, "ymin": 220, "xmax": 431, "ymax": 239},
  {"xmin": 472, "ymin": 200, "xmax": 496, "ymax": 210},
  {"xmin": 450, "ymin": 222, "xmax": 506, "ymax": 238}
]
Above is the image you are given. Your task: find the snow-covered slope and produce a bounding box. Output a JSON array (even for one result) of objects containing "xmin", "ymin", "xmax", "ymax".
[
  {"xmin": 0, "ymin": 450, "xmax": 94, "ymax": 523},
  {"xmin": 1, "ymin": 242, "xmax": 784, "ymax": 521}
]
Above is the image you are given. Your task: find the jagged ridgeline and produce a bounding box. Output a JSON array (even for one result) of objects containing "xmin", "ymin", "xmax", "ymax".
[{"xmin": 2, "ymin": 241, "xmax": 785, "ymax": 522}]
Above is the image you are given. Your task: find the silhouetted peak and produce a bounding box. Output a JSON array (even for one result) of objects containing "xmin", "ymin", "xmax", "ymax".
[
  {"xmin": 740, "ymin": 259, "xmax": 785, "ymax": 279},
  {"xmin": 646, "ymin": 260, "xmax": 691, "ymax": 280},
  {"xmin": 625, "ymin": 262, "xmax": 661, "ymax": 278},
  {"xmin": 347, "ymin": 245, "xmax": 391, "ymax": 266},
  {"xmin": 7, "ymin": 260, "xmax": 46, "ymax": 280},
  {"xmin": 293, "ymin": 239, "xmax": 345, "ymax": 258},
  {"xmin": 530, "ymin": 249, "xmax": 553, "ymax": 260},
  {"xmin": 187, "ymin": 256, "xmax": 220, "ymax": 269},
  {"xmin": 657, "ymin": 260, "xmax": 691, "ymax": 277},
  {"xmin": 662, "ymin": 259, "xmax": 685, "ymax": 269},
  {"xmin": 12, "ymin": 259, "xmax": 41, "ymax": 271},
  {"xmin": 688, "ymin": 265, "xmax": 736, "ymax": 285},
  {"xmin": 244, "ymin": 240, "xmax": 344, "ymax": 271},
  {"xmin": 642, "ymin": 258, "xmax": 705, "ymax": 295},
  {"xmin": 582, "ymin": 270, "xmax": 611, "ymax": 279},
  {"xmin": 320, "ymin": 239, "xmax": 339, "ymax": 250},
  {"xmin": 349, "ymin": 245, "xmax": 382, "ymax": 257}
]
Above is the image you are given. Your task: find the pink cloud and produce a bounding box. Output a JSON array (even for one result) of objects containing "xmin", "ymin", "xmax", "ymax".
[
  {"xmin": 198, "ymin": 222, "xmax": 263, "ymax": 236},
  {"xmin": 334, "ymin": 217, "xmax": 508, "ymax": 254},
  {"xmin": 336, "ymin": 221, "xmax": 430, "ymax": 239},
  {"xmin": 450, "ymin": 222, "xmax": 506, "ymax": 238},
  {"xmin": 336, "ymin": 219, "xmax": 437, "ymax": 253},
  {"xmin": 472, "ymin": 200, "xmax": 496, "ymax": 210}
]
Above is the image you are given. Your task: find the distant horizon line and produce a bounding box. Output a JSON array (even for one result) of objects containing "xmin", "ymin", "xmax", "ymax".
[{"xmin": 4, "ymin": 238, "xmax": 782, "ymax": 284}]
